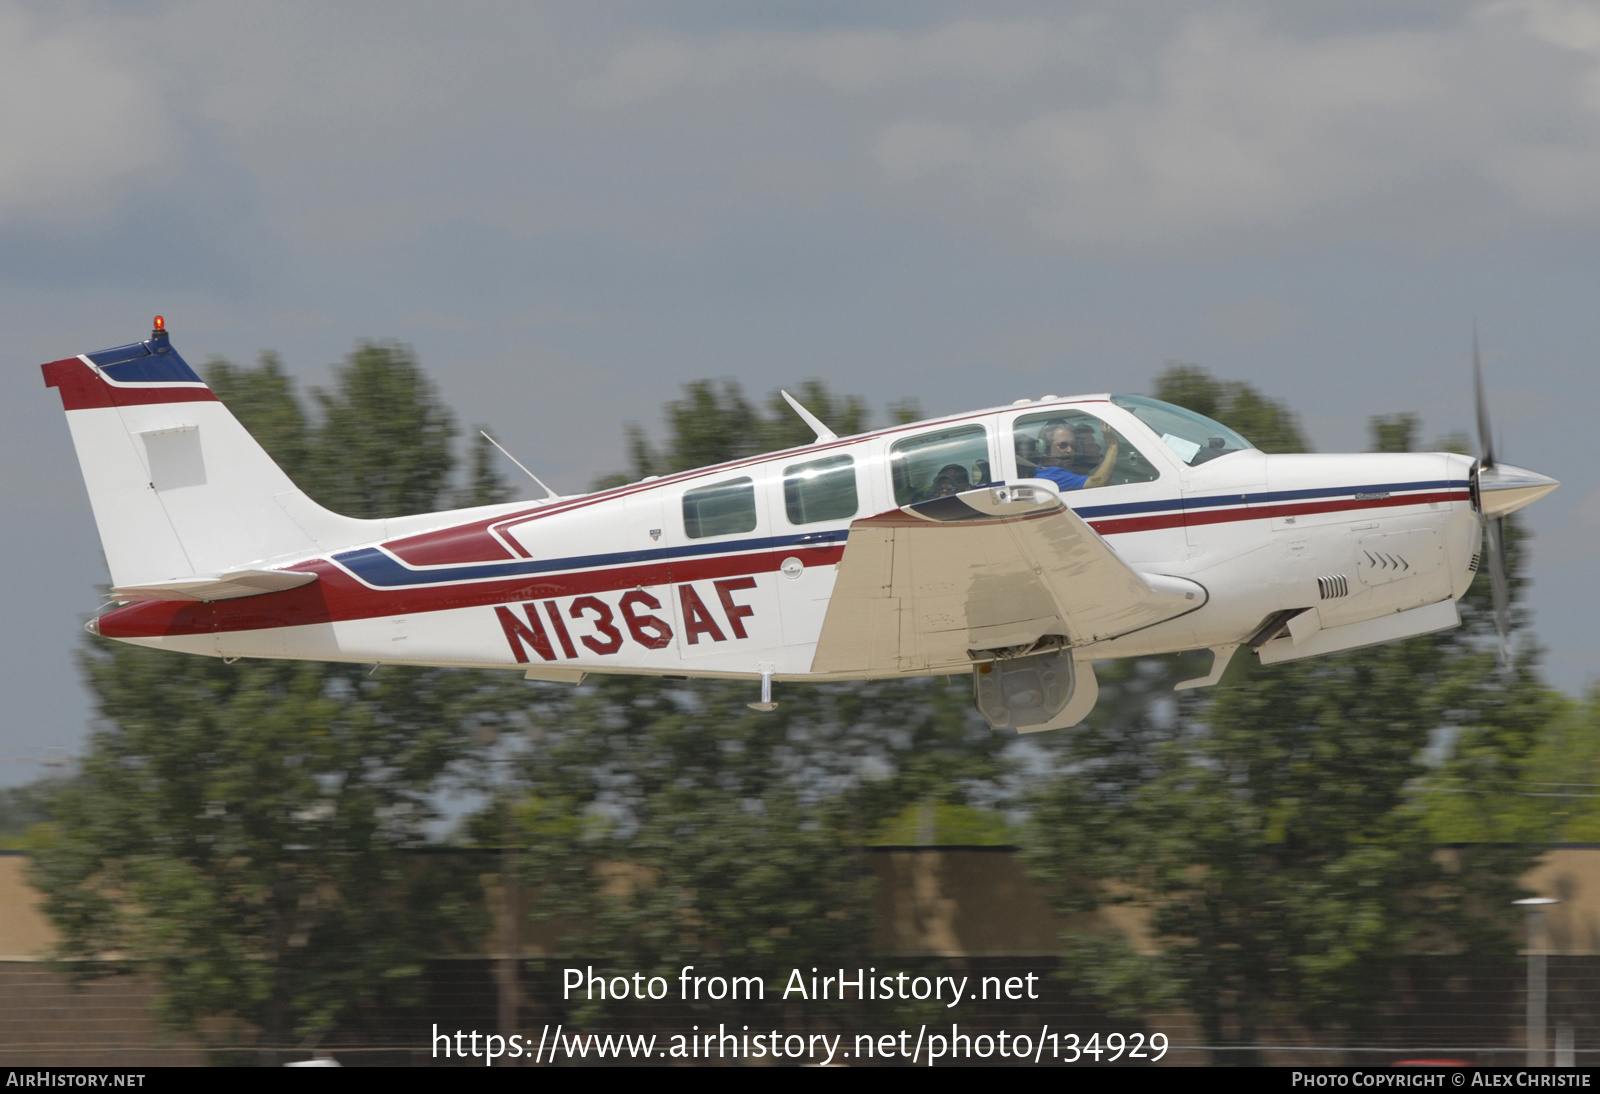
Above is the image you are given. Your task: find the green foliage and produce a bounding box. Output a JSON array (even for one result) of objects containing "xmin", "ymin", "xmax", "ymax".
[
  {"xmin": 457, "ymin": 430, "xmax": 517, "ymax": 508},
  {"xmin": 1414, "ymin": 519, "xmax": 1561, "ymax": 846},
  {"xmin": 1023, "ymin": 376, "xmax": 1556, "ymax": 1056},
  {"xmin": 1131, "ymin": 635, "xmax": 1539, "ymax": 1048},
  {"xmin": 868, "ymin": 800, "xmax": 1019, "ymax": 846},
  {"xmin": 1369, "ymin": 413, "xmax": 1420, "ymax": 454},
  {"xmin": 1154, "ymin": 363, "xmax": 1310, "ymax": 453},
  {"xmin": 34, "ymin": 654, "xmax": 497, "ymax": 1052},
  {"xmin": 508, "ymin": 380, "xmax": 1005, "ymax": 1008},
  {"xmin": 308, "ymin": 342, "xmax": 460, "ymax": 517},
  {"xmin": 1504, "ymin": 690, "xmax": 1600, "ymax": 842},
  {"xmin": 620, "ymin": 378, "xmax": 868, "ymax": 482},
  {"xmin": 32, "ymin": 347, "xmax": 513, "ymax": 1057},
  {"xmin": 204, "ymin": 343, "xmax": 472, "ymax": 517},
  {"xmin": 35, "ymin": 342, "xmax": 1566, "ymax": 1059},
  {"xmin": 505, "ymin": 681, "xmax": 870, "ymax": 1003},
  {"xmin": 205, "ymin": 353, "xmax": 311, "ymax": 478},
  {"xmin": 489, "ymin": 674, "xmax": 1004, "ymax": 1018},
  {"xmin": 1021, "ymin": 367, "xmax": 1312, "ymax": 937},
  {"xmin": 0, "ymin": 778, "xmax": 66, "ymax": 849}
]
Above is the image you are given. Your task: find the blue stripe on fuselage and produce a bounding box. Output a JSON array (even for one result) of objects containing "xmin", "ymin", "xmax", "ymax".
[
  {"xmin": 1071, "ymin": 479, "xmax": 1467, "ymax": 519},
  {"xmin": 330, "ymin": 478, "xmax": 1467, "ymax": 590},
  {"xmin": 333, "ymin": 528, "xmax": 850, "ymax": 588}
]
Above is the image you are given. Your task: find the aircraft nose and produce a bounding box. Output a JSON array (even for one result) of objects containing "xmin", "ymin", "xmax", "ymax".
[{"xmin": 1475, "ymin": 462, "xmax": 1560, "ymax": 517}]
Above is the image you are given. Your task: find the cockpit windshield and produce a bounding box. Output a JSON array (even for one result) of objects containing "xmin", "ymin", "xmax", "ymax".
[{"xmin": 1110, "ymin": 395, "xmax": 1254, "ymax": 466}]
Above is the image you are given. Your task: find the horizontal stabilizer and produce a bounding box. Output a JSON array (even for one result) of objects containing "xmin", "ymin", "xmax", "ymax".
[{"xmin": 112, "ymin": 569, "xmax": 319, "ymax": 603}]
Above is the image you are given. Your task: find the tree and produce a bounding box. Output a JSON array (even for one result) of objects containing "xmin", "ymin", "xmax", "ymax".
[
  {"xmin": 32, "ymin": 345, "xmax": 512, "ymax": 1061},
  {"xmin": 1487, "ymin": 689, "xmax": 1600, "ymax": 842},
  {"xmin": 1133, "ymin": 633, "xmax": 1547, "ymax": 1049},
  {"xmin": 1154, "ymin": 363, "xmax": 1310, "ymax": 453},
  {"xmin": 613, "ymin": 378, "xmax": 869, "ymax": 487},
  {"xmin": 0, "ymin": 777, "xmax": 66, "ymax": 850},
  {"xmin": 496, "ymin": 380, "xmax": 1009, "ymax": 1009},
  {"xmin": 495, "ymin": 665, "xmax": 1009, "ymax": 1023},
  {"xmin": 1024, "ymin": 367, "xmax": 1557, "ymax": 1056}
]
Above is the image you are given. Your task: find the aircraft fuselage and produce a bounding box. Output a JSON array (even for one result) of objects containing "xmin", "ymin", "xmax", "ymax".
[{"xmin": 90, "ymin": 397, "xmax": 1482, "ymax": 681}]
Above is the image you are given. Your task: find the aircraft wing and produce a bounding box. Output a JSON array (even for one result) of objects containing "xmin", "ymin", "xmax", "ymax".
[{"xmin": 811, "ymin": 482, "xmax": 1205, "ymax": 674}]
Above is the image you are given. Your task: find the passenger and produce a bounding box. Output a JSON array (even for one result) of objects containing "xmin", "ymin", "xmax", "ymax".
[
  {"xmin": 1034, "ymin": 421, "xmax": 1119, "ymax": 491},
  {"xmin": 921, "ymin": 463, "xmax": 971, "ymax": 500},
  {"xmin": 1015, "ymin": 434, "xmax": 1041, "ymax": 477}
]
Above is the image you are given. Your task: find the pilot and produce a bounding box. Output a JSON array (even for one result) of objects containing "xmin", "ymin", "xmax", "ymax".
[
  {"xmin": 1065, "ymin": 423, "xmax": 1103, "ymax": 473},
  {"xmin": 1034, "ymin": 421, "xmax": 1119, "ymax": 491}
]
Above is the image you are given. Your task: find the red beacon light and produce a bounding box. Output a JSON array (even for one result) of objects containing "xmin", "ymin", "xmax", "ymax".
[{"xmin": 152, "ymin": 315, "xmax": 165, "ymax": 333}]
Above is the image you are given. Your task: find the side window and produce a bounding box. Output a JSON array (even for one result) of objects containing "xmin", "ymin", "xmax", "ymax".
[
  {"xmin": 784, "ymin": 455, "xmax": 858, "ymax": 525},
  {"xmin": 1013, "ymin": 410, "xmax": 1160, "ymax": 491},
  {"xmin": 890, "ymin": 425, "xmax": 991, "ymax": 506},
  {"xmin": 683, "ymin": 477, "xmax": 757, "ymax": 539}
]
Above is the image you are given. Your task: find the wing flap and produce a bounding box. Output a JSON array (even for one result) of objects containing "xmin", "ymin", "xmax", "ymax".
[
  {"xmin": 112, "ymin": 568, "xmax": 319, "ymax": 603},
  {"xmin": 813, "ymin": 482, "xmax": 1203, "ymax": 674}
]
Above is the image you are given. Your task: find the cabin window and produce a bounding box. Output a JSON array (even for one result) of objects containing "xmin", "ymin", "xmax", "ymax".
[
  {"xmin": 1013, "ymin": 409, "xmax": 1160, "ymax": 490},
  {"xmin": 1109, "ymin": 395, "xmax": 1253, "ymax": 465},
  {"xmin": 682, "ymin": 477, "xmax": 758, "ymax": 539},
  {"xmin": 890, "ymin": 425, "xmax": 991, "ymax": 506},
  {"xmin": 784, "ymin": 455, "xmax": 858, "ymax": 525}
]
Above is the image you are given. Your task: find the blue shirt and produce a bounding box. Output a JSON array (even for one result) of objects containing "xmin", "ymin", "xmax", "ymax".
[{"xmin": 1033, "ymin": 466, "xmax": 1088, "ymax": 491}]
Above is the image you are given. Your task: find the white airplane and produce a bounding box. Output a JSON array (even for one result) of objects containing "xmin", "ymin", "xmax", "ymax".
[{"xmin": 43, "ymin": 319, "xmax": 1558, "ymax": 732}]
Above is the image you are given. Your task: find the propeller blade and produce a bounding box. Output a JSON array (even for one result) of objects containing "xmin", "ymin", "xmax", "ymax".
[
  {"xmin": 1484, "ymin": 514, "xmax": 1512, "ymax": 665},
  {"xmin": 1474, "ymin": 329, "xmax": 1495, "ymax": 471}
]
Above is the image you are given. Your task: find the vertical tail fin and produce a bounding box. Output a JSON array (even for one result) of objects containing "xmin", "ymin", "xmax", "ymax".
[{"xmin": 42, "ymin": 320, "xmax": 377, "ymax": 591}]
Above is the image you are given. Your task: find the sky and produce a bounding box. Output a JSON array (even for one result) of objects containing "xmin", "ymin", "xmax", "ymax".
[{"xmin": 5, "ymin": 0, "xmax": 1600, "ymax": 785}]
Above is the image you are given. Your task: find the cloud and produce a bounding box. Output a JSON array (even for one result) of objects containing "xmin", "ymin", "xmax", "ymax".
[
  {"xmin": 778, "ymin": 19, "xmax": 1070, "ymax": 91},
  {"xmin": 1201, "ymin": 295, "xmax": 1306, "ymax": 347},
  {"xmin": 1504, "ymin": 0, "xmax": 1600, "ymax": 55},
  {"xmin": 875, "ymin": 121, "xmax": 975, "ymax": 178},
  {"xmin": 14, "ymin": 4, "xmax": 1600, "ymax": 272},
  {"xmin": 573, "ymin": 6, "xmax": 1600, "ymax": 253},
  {"xmin": 594, "ymin": 39, "xmax": 695, "ymax": 104},
  {"xmin": 589, "ymin": 19, "xmax": 1072, "ymax": 103},
  {"xmin": 915, "ymin": 7, "xmax": 1600, "ymax": 249},
  {"xmin": 0, "ymin": 3, "xmax": 178, "ymax": 223}
]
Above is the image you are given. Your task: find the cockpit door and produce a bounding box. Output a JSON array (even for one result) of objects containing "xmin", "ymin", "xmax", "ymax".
[{"xmin": 1004, "ymin": 403, "xmax": 1182, "ymax": 569}]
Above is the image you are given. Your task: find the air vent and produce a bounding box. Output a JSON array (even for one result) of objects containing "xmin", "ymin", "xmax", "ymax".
[
  {"xmin": 1468, "ymin": 553, "xmax": 1480, "ymax": 573},
  {"xmin": 1317, "ymin": 574, "xmax": 1350, "ymax": 600}
]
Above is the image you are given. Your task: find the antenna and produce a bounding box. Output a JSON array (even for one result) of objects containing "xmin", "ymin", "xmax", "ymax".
[
  {"xmin": 780, "ymin": 390, "xmax": 838, "ymax": 443},
  {"xmin": 480, "ymin": 431, "xmax": 559, "ymax": 500}
]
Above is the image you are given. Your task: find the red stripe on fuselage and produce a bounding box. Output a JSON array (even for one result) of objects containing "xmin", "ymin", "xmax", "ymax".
[
  {"xmin": 94, "ymin": 489, "xmax": 1468, "ymax": 641},
  {"xmin": 96, "ymin": 542, "xmax": 847, "ymax": 639},
  {"xmin": 1086, "ymin": 489, "xmax": 1468, "ymax": 536},
  {"xmin": 385, "ymin": 520, "xmax": 524, "ymax": 565},
  {"xmin": 42, "ymin": 357, "xmax": 217, "ymax": 412}
]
